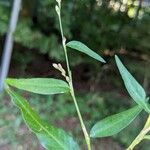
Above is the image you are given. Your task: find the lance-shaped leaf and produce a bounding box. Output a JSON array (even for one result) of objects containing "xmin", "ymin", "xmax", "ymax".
[
  {"xmin": 115, "ymin": 55, "xmax": 149, "ymax": 112},
  {"xmin": 6, "ymin": 88, "xmax": 80, "ymax": 150},
  {"xmin": 66, "ymin": 41, "xmax": 106, "ymax": 63},
  {"xmin": 6, "ymin": 78, "xmax": 70, "ymax": 95},
  {"xmin": 90, "ymin": 106, "xmax": 142, "ymax": 138}
]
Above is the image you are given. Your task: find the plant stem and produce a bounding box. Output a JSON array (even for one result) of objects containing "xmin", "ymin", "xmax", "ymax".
[
  {"xmin": 69, "ymin": 73, "xmax": 91, "ymax": 150},
  {"xmin": 58, "ymin": 13, "xmax": 70, "ymax": 76},
  {"xmin": 127, "ymin": 115, "xmax": 150, "ymax": 150},
  {"xmin": 57, "ymin": 4, "xmax": 91, "ymax": 150}
]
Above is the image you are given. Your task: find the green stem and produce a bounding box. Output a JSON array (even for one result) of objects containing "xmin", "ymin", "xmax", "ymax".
[
  {"xmin": 69, "ymin": 73, "xmax": 91, "ymax": 150},
  {"xmin": 127, "ymin": 115, "xmax": 150, "ymax": 150},
  {"xmin": 58, "ymin": 12, "xmax": 70, "ymax": 76},
  {"xmin": 57, "ymin": 5, "xmax": 91, "ymax": 150}
]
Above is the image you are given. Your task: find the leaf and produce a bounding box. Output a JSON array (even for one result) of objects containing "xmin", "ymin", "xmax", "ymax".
[
  {"xmin": 66, "ymin": 41, "xmax": 106, "ymax": 63},
  {"xmin": 6, "ymin": 78, "xmax": 70, "ymax": 95},
  {"xmin": 6, "ymin": 88, "xmax": 80, "ymax": 150},
  {"xmin": 144, "ymin": 135, "xmax": 150, "ymax": 140},
  {"xmin": 115, "ymin": 55, "xmax": 149, "ymax": 112},
  {"xmin": 90, "ymin": 106, "xmax": 142, "ymax": 138}
]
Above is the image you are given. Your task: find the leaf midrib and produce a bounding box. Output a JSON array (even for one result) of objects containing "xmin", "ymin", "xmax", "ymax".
[{"xmin": 10, "ymin": 81, "xmax": 69, "ymax": 88}]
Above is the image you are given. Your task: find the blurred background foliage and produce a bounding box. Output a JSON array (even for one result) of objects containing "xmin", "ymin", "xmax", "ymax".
[{"xmin": 0, "ymin": 0, "xmax": 150, "ymax": 149}]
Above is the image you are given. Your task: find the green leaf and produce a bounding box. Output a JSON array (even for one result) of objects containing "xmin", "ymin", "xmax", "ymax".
[
  {"xmin": 6, "ymin": 78, "xmax": 70, "ymax": 95},
  {"xmin": 115, "ymin": 55, "xmax": 149, "ymax": 112},
  {"xmin": 90, "ymin": 106, "xmax": 142, "ymax": 138},
  {"xmin": 144, "ymin": 135, "xmax": 150, "ymax": 140},
  {"xmin": 6, "ymin": 88, "xmax": 80, "ymax": 150},
  {"xmin": 66, "ymin": 41, "xmax": 106, "ymax": 63}
]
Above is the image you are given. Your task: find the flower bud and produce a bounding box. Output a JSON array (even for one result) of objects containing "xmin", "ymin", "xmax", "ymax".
[
  {"xmin": 56, "ymin": 0, "xmax": 61, "ymax": 8},
  {"xmin": 55, "ymin": 5, "xmax": 60, "ymax": 15}
]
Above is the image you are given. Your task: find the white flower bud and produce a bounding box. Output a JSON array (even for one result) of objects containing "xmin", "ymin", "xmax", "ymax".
[
  {"xmin": 52, "ymin": 63, "xmax": 59, "ymax": 69},
  {"xmin": 66, "ymin": 76, "xmax": 70, "ymax": 82},
  {"xmin": 55, "ymin": 5, "xmax": 60, "ymax": 15},
  {"xmin": 63, "ymin": 37, "xmax": 66, "ymax": 46},
  {"xmin": 56, "ymin": 0, "xmax": 61, "ymax": 8},
  {"xmin": 56, "ymin": 0, "xmax": 61, "ymax": 4},
  {"xmin": 58, "ymin": 63, "xmax": 62, "ymax": 69}
]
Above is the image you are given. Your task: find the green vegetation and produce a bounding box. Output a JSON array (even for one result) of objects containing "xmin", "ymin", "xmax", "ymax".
[
  {"xmin": 0, "ymin": 0, "xmax": 150, "ymax": 149},
  {"xmin": 0, "ymin": 0, "xmax": 150, "ymax": 63}
]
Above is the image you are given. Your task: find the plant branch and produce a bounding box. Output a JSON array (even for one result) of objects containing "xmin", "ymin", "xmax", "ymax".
[
  {"xmin": 56, "ymin": 2, "xmax": 91, "ymax": 150},
  {"xmin": 127, "ymin": 115, "xmax": 150, "ymax": 150}
]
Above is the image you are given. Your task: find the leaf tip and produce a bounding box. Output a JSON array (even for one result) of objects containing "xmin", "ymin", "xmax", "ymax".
[
  {"xmin": 98, "ymin": 56, "xmax": 106, "ymax": 63},
  {"xmin": 100, "ymin": 58, "xmax": 106, "ymax": 63},
  {"xmin": 115, "ymin": 55, "xmax": 122, "ymax": 69},
  {"xmin": 115, "ymin": 55, "xmax": 119, "ymax": 61}
]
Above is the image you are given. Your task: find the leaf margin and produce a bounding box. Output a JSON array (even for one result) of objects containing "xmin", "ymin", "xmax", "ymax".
[{"xmin": 66, "ymin": 40, "xmax": 106, "ymax": 63}]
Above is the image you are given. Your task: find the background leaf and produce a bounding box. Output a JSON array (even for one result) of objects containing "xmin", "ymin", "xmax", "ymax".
[
  {"xmin": 115, "ymin": 55, "xmax": 149, "ymax": 112},
  {"xmin": 6, "ymin": 88, "xmax": 80, "ymax": 150},
  {"xmin": 6, "ymin": 78, "xmax": 70, "ymax": 95},
  {"xmin": 90, "ymin": 105, "xmax": 142, "ymax": 138},
  {"xmin": 66, "ymin": 41, "xmax": 106, "ymax": 63}
]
